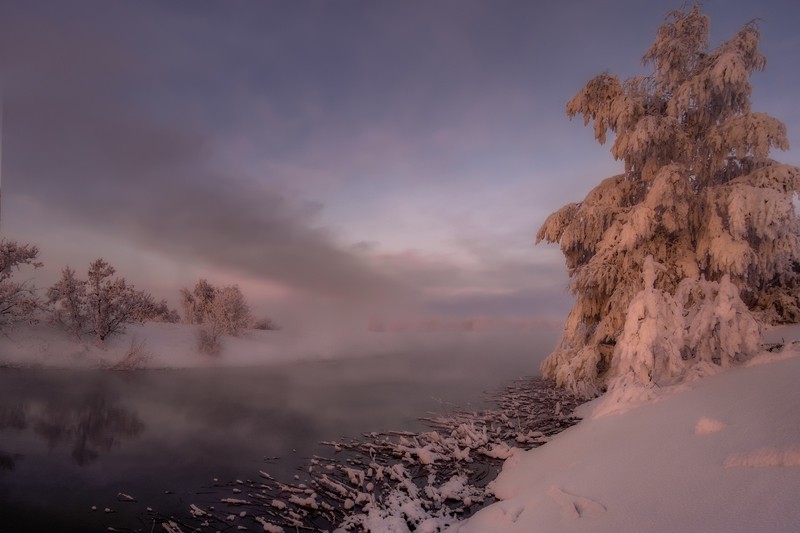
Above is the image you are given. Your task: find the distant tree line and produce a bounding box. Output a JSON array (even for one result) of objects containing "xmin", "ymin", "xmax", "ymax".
[{"xmin": 0, "ymin": 238, "xmax": 277, "ymax": 354}]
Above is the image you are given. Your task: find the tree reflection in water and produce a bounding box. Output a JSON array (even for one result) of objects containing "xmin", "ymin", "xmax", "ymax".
[
  {"xmin": 36, "ymin": 392, "xmax": 144, "ymax": 466},
  {"xmin": 0, "ymin": 392, "xmax": 144, "ymax": 467},
  {"xmin": 0, "ymin": 404, "xmax": 28, "ymax": 471},
  {"xmin": 0, "ymin": 451, "xmax": 17, "ymax": 471}
]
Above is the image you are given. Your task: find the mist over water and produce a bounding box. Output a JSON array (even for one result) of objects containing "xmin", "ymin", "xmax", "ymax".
[{"xmin": 0, "ymin": 329, "xmax": 558, "ymax": 531}]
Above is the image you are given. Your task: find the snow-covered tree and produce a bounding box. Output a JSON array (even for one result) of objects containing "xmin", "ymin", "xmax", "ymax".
[
  {"xmin": 180, "ymin": 279, "xmax": 252, "ymax": 335},
  {"xmin": 180, "ymin": 279, "xmax": 253, "ymax": 355},
  {"xmin": 47, "ymin": 267, "xmax": 87, "ymax": 336},
  {"xmin": 48, "ymin": 259, "xmax": 156, "ymax": 342},
  {"xmin": 206, "ymin": 285, "xmax": 252, "ymax": 337},
  {"xmin": 135, "ymin": 299, "xmax": 180, "ymax": 324},
  {"xmin": 0, "ymin": 239, "xmax": 42, "ymax": 329},
  {"xmin": 537, "ymin": 6, "xmax": 800, "ymax": 397},
  {"xmin": 179, "ymin": 279, "xmax": 216, "ymax": 325}
]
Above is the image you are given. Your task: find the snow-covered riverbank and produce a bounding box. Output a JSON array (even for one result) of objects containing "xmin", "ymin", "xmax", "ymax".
[{"xmin": 452, "ymin": 324, "xmax": 800, "ymax": 533}]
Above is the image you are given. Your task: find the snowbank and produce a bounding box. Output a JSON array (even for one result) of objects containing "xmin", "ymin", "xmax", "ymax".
[{"xmin": 452, "ymin": 325, "xmax": 800, "ymax": 533}]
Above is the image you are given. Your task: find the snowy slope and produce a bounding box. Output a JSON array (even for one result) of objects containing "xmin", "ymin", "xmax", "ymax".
[{"xmin": 453, "ymin": 326, "xmax": 800, "ymax": 533}]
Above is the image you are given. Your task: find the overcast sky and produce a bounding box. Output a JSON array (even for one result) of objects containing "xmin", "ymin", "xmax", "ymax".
[{"xmin": 1, "ymin": 0, "xmax": 798, "ymax": 326}]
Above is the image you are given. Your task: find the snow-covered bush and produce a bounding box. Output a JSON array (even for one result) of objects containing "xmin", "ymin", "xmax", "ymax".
[
  {"xmin": 180, "ymin": 280, "xmax": 252, "ymax": 334},
  {"xmin": 0, "ymin": 239, "xmax": 42, "ymax": 329},
  {"xmin": 537, "ymin": 6, "xmax": 800, "ymax": 396},
  {"xmin": 179, "ymin": 279, "xmax": 216, "ymax": 325},
  {"xmin": 678, "ymin": 275, "xmax": 761, "ymax": 371},
  {"xmin": 607, "ymin": 257, "xmax": 761, "ymax": 395},
  {"xmin": 206, "ymin": 285, "xmax": 252, "ymax": 337},
  {"xmin": 136, "ymin": 298, "xmax": 180, "ymax": 324},
  {"xmin": 606, "ymin": 256, "xmax": 685, "ymax": 389},
  {"xmin": 48, "ymin": 258, "xmax": 157, "ymax": 343},
  {"xmin": 180, "ymin": 279, "xmax": 253, "ymax": 355}
]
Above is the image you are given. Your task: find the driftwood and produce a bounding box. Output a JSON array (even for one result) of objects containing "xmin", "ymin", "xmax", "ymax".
[{"xmin": 138, "ymin": 377, "xmax": 583, "ymax": 532}]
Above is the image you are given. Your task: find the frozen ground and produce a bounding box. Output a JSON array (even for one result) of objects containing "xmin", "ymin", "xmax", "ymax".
[{"xmin": 451, "ymin": 324, "xmax": 800, "ymax": 533}]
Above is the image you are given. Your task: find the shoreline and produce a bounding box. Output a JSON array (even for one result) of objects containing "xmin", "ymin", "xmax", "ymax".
[{"xmin": 139, "ymin": 376, "xmax": 584, "ymax": 532}]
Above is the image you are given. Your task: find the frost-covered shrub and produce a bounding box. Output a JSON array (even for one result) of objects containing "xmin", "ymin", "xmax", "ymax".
[
  {"xmin": 607, "ymin": 257, "xmax": 761, "ymax": 395},
  {"xmin": 207, "ymin": 285, "xmax": 252, "ymax": 337},
  {"xmin": 136, "ymin": 299, "xmax": 180, "ymax": 324},
  {"xmin": 607, "ymin": 257, "xmax": 685, "ymax": 389},
  {"xmin": 103, "ymin": 337, "xmax": 152, "ymax": 371},
  {"xmin": 179, "ymin": 279, "xmax": 216, "ymax": 325},
  {"xmin": 48, "ymin": 259, "xmax": 156, "ymax": 342},
  {"xmin": 0, "ymin": 239, "xmax": 42, "ymax": 329},
  {"xmin": 48, "ymin": 267, "xmax": 87, "ymax": 336},
  {"xmin": 180, "ymin": 280, "xmax": 252, "ymax": 335},
  {"xmin": 180, "ymin": 280, "xmax": 253, "ymax": 356},
  {"xmin": 679, "ymin": 276, "xmax": 762, "ymax": 368},
  {"xmin": 537, "ymin": 7, "xmax": 800, "ymax": 396}
]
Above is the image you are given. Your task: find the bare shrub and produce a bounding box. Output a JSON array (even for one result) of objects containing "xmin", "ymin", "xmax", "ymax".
[{"xmin": 104, "ymin": 337, "xmax": 152, "ymax": 371}]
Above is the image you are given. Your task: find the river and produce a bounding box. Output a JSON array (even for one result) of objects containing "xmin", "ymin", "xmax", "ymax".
[{"xmin": 0, "ymin": 330, "xmax": 558, "ymax": 531}]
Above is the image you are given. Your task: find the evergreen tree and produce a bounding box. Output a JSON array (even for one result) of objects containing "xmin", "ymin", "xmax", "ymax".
[{"xmin": 537, "ymin": 7, "xmax": 800, "ymax": 397}]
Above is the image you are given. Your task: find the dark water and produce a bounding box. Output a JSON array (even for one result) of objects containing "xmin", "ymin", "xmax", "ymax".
[{"xmin": 0, "ymin": 331, "xmax": 556, "ymax": 532}]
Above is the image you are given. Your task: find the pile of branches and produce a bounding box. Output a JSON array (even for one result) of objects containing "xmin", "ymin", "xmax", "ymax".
[{"xmin": 142, "ymin": 377, "xmax": 583, "ymax": 533}]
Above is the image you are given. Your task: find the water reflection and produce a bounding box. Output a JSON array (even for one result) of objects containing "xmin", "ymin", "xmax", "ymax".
[
  {"xmin": 34, "ymin": 393, "xmax": 144, "ymax": 466},
  {"xmin": 0, "ymin": 404, "xmax": 28, "ymax": 471},
  {"xmin": 0, "ymin": 404, "xmax": 27, "ymax": 430},
  {"xmin": 0, "ymin": 451, "xmax": 17, "ymax": 471},
  {"xmin": 0, "ymin": 330, "xmax": 560, "ymax": 531},
  {"xmin": 0, "ymin": 389, "xmax": 144, "ymax": 467}
]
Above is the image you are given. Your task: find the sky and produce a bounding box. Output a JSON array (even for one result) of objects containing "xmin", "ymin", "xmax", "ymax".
[{"xmin": 1, "ymin": 0, "xmax": 798, "ymax": 329}]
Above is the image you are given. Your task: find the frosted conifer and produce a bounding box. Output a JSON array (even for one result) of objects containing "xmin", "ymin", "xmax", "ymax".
[{"xmin": 537, "ymin": 7, "xmax": 799, "ymax": 397}]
